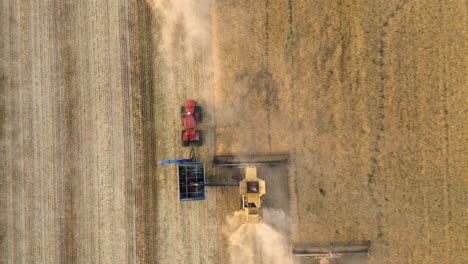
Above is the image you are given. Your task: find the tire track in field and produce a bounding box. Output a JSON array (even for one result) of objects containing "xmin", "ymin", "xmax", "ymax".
[
  {"xmin": 0, "ymin": 2, "xmax": 13, "ymax": 261},
  {"xmin": 56, "ymin": 1, "xmax": 79, "ymax": 262},
  {"xmin": 126, "ymin": 1, "xmax": 157, "ymax": 262},
  {"xmin": 366, "ymin": 1, "xmax": 412, "ymax": 244},
  {"xmin": 368, "ymin": 0, "xmax": 411, "ymax": 186},
  {"xmin": 117, "ymin": 0, "xmax": 137, "ymax": 262}
]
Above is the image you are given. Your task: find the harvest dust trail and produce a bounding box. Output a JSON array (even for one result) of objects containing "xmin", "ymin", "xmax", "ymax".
[
  {"xmin": 147, "ymin": 0, "xmax": 215, "ymax": 263},
  {"xmin": 225, "ymin": 209, "xmax": 297, "ymax": 264},
  {"xmin": 147, "ymin": 0, "xmax": 213, "ymax": 100}
]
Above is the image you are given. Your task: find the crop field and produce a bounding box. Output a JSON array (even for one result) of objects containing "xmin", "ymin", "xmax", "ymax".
[{"xmin": 1, "ymin": 0, "xmax": 466, "ymax": 264}]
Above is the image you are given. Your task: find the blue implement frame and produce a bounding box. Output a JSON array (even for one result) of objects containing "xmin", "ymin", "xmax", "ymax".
[
  {"xmin": 178, "ymin": 162, "xmax": 206, "ymax": 201},
  {"xmin": 159, "ymin": 158, "xmax": 195, "ymax": 165}
]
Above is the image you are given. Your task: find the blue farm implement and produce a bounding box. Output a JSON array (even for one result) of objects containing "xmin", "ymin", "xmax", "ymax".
[{"xmin": 160, "ymin": 158, "xmax": 206, "ymax": 201}]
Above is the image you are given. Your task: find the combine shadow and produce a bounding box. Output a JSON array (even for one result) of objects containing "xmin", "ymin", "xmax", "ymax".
[{"xmin": 258, "ymin": 165, "xmax": 290, "ymax": 235}]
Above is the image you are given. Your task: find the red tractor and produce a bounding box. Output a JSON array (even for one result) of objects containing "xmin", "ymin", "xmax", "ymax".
[{"xmin": 181, "ymin": 100, "xmax": 202, "ymax": 146}]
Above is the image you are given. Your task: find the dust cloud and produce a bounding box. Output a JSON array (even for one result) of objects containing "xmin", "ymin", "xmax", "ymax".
[
  {"xmin": 146, "ymin": 0, "xmax": 213, "ymax": 104},
  {"xmin": 147, "ymin": 1, "xmax": 297, "ymax": 263},
  {"xmin": 224, "ymin": 209, "xmax": 297, "ymax": 264},
  {"xmin": 147, "ymin": 0, "xmax": 211, "ymax": 48}
]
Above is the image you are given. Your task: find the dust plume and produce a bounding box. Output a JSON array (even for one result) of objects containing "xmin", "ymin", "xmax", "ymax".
[
  {"xmin": 147, "ymin": 0, "xmax": 211, "ymax": 48},
  {"xmin": 147, "ymin": 1, "xmax": 296, "ymax": 263},
  {"xmin": 146, "ymin": 0, "xmax": 213, "ymax": 104},
  {"xmin": 224, "ymin": 209, "xmax": 297, "ymax": 264}
]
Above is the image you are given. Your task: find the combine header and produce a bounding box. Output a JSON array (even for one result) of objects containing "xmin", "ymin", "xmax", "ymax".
[
  {"xmin": 213, "ymin": 153, "xmax": 289, "ymax": 167},
  {"xmin": 291, "ymin": 240, "xmax": 371, "ymax": 261}
]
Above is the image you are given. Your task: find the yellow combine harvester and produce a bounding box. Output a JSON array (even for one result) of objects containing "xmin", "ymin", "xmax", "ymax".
[
  {"xmin": 239, "ymin": 167, "xmax": 266, "ymax": 223},
  {"xmin": 213, "ymin": 153, "xmax": 288, "ymax": 224}
]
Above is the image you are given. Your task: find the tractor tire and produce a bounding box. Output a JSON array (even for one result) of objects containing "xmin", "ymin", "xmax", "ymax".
[
  {"xmin": 195, "ymin": 106, "xmax": 202, "ymax": 122},
  {"xmin": 181, "ymin": 130, "xmax": 190, "ymax": 147},
  {"xmin": 180, "ymin": 106, "xmax": 185, "ymax": 118},
  {"xmin": 196, "ymin": 130, "xmax": 203, "ymax": 146}
]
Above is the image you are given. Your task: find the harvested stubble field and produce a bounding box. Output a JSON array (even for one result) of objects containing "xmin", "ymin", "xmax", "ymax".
[{"xmin": 1, "ymin": 0, "xmax": 466, "ymax": 264}]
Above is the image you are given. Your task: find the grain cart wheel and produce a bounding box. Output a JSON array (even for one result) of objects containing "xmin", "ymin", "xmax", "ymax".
[
  {"xmin": 194, "ymin": 106, "xmax": 202, "ymax": 122},
  {"xmin": 181, "ymin": 130, "xmax": 190, "ymax": 147},
  {"xmin": 196, "ymin": 130, "xmax": 203, "ymax": 146}
]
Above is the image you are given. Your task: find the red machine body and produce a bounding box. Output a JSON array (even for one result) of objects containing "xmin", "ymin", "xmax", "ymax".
[
  {"xmin": 181, "ymin": 100, "xmax": 202, "ymax": 146},
  {"xmin": 183, "ymin": 129, "xmax": 200, "ymax": 142},
  {"xmin": 182, "ymin": 100, "xmax": 199, "ymax": 128},
  {"xmin": 184, "ymin": 100, "xmax": 196, "ymax": 115}
]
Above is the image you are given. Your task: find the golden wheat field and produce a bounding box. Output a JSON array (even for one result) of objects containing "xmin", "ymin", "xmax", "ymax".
[{"xmin": 1, "ymin": 1, "xmax": 466, "ymax": 264}]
